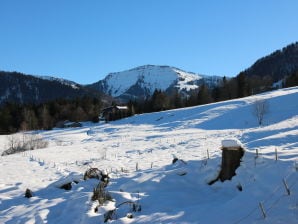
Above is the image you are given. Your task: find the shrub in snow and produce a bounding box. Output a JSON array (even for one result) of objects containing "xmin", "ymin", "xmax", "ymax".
[
  {"xmin": 84, "ymin": 168, "xmax": 110, "ymax": 186},
  {"xmin": 83, "ymin": 168, "xmax": 101, "ymax": 180},
  {"xmin": 92, "ymin": 182, "xmax": 113, "ymax": 205},
  {"xmin": 25, "ymin": 188, "xmax": 33, "ymax": 198},
  {"xmin": 104, "ymin": 209, "xmax": 117, "ymax": 223},
  {"xmin": 1, "ymin": 133, "xmax": 48, "ymax": 156},
  {"xmin": 252, "ymin": 99, "xmax": 269, "ymax": 126},
  {"xmin": 103, "ymin": 201, "xmax": 141, "ymax": 223}
]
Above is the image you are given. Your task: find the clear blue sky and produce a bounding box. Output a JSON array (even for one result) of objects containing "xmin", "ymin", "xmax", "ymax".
[{"xmin": 0, "ymin": 0, "xmax": 298, "ymax": 84}]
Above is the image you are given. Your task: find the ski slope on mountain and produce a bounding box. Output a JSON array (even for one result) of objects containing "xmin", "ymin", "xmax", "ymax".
[{"xmin": 0, "ymin": 87, "xmax": 297, "ymax": 223}]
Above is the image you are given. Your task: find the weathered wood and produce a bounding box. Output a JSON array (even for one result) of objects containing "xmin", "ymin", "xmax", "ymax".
[
  {"xmin": 208, "ymin": 140, "xmax": 244, "ymax": 185},
  {"xmin": 259, "ymin": 202, "xmax": 266, "ymax": 219},
  {"xmin": 218, "ymin": 146, "xmax": 244, "ymax": 181},
  {"xmin": 282, "ymin": 178, "xmax": 290, "ymax": 195}
]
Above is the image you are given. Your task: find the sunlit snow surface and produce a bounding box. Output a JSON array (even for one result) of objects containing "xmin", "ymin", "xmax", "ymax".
[
  {"xmin": 0, "ymin": 87, "xmax": 298, "ymax": 223},
  {"xmin": 103, "ymin": 65, "xmax": 205, "ymax": 97}
]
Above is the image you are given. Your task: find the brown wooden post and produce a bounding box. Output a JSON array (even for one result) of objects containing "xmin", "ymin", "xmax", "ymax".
[
  {"xmin": 282, "ymin": 178, "xmax": 290, "ymax": 195},
  {"xmin": 219, "ymin": 146, "xmax": 244, "ymax": 181},
  {"xmin": 208, "ymin": 140, "xmax": 244, "ymax": 185},
  {"xmin": 259, "ymin": 202, "xmax": 266, "ymax": 219}
]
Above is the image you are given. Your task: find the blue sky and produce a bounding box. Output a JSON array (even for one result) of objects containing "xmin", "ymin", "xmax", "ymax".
[{"xmin": 0, "ymin": 0, "xmax": 298, "ymax": 84}]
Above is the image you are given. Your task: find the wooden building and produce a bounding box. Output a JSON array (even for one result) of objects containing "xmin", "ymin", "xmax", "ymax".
[{"xmin": 100, "ymin": 105, "xmax": 129, "ymax": 122}]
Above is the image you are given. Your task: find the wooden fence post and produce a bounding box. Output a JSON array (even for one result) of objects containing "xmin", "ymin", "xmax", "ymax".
[
  {"xmin": 259, "ymin": 202, "xmax": 266, "ymax": 219},
  {"xmin": 282, "ymin": 178, "xmax": 290, "ymax": 195}
]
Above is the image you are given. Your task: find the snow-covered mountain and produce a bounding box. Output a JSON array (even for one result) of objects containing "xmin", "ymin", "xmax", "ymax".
[{"xmin": 88, "ymin": 65, "xmax": 222, "ymax": 101}]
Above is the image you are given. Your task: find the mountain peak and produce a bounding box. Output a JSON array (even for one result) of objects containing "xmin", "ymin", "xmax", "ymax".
[{"xmin": 89, "ymin": 65, "xmax": 222, "ymax": 102}]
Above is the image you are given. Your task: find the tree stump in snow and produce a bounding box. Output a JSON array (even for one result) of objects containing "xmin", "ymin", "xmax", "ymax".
[
  {"xmin": 208, "ymin": 139, "xmax": 244, "ymax": 185},
  {"xmin": 218, "ymin": 140, "xmax": 244, "ymax": 181}
]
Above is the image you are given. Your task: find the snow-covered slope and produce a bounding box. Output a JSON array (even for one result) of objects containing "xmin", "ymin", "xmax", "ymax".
[
  {"xmin": 89, "ymin": 65, "xmax": 222, "ymax": 101},
  {"xmin": 37, "ymin": 76, "xmax": 81, "ymax": 89},
  {"xmin": 0, "ymin": 87, "xmax": 297, "ymax": 223}
]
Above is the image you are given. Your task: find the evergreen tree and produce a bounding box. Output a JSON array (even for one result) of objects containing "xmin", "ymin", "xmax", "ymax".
[
  {"xmin": 197, "ymin": 84, "xmax": 213, "ymax": 105},
  {"xmin": 171, "ymin": 89, "xmax": 183, "ymax": 108},
  {"xmin": 40, "ymin": 105, "xmax": 53, "ymax": 130},
  {"xmin": 285, "ymin": 70, "xmax": 298, "ymax": 87},
  {"xmin": 150, "ymin": 89, "xmax": 170, "ymax": 112},
  {"xmin": 237, "ymin": 72, "xmax": 249, "ymax": 98},
  {"xmin": 21, "ymin": 108, "xmax": 38, "ymax": 131},
  {"xmin": 0, "ymin": 106, "xmax": 14, "ymax": 133}
]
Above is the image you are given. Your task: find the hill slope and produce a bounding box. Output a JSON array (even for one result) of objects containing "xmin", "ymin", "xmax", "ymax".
[
  {"xmin": 0, "ymin": 71, "xmax": 100, "ymax": 105},
  {"xmin": 242, "ymin": 42, "xmax": 298, "ymax": 81},
  {"xmin": 0, "ymin": 87, "xmax": 297, "ymax": 223}
]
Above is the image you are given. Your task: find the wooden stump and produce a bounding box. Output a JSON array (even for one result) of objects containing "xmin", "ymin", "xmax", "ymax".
[
  {"xmin": 208, "ymin": 140, "xmax": 244, "ymax": 185},
  {"xmin": 219, "ymin": 146, "xmax": 244, "ymax": 181}
]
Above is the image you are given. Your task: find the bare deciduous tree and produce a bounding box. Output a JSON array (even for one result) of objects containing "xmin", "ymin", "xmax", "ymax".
[{"xmin": 253, "ymin": 99, "xmax": 269, "ymax": 126}]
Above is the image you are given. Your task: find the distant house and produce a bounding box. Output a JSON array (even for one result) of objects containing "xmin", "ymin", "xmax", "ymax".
[
  {"xmin": 100, "ymin": 105, "xmax": 129, "ymax": 122},
  {"xmin": 56, "ymin": 120, "xmax": 82, "ymax": 128}
]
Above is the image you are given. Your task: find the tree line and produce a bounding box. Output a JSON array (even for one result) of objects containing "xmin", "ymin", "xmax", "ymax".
[{"xmin": 0, "ymin": 96, "xmax": 102, "ymax": 134}]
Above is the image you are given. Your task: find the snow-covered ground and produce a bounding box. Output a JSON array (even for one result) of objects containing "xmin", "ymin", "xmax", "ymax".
[{"xmin": 0, "ymin": 87, "xmax": 297, "ymax": 224}]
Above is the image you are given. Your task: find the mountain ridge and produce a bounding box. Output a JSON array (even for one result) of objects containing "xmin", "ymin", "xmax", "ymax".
[
  {"xmin": 241, "ymin": 42, "xmax": 298, "ymax": 81},
  {"xmin": 0, "ymin": 71, "xmax": 100, "ymax": 105},
  {"xmin": 88, "ymin": 65, "xmax": 222, "ymax": 102}
]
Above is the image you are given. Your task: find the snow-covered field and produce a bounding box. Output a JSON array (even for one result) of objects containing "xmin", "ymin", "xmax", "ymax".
[{"xmin": 0, "ymin": 87, "xmax": 297, "ymax": 224}]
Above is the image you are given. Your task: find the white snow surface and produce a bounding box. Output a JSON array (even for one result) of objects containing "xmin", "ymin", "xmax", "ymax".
[
  {"xmin": 103, "ymin": 65, "xmax": 203, "ymax": 97},
  {"xmin": 0, "ymin": 87, "xmax": 298, "ymax": 223},
  {"xmin": 222, "ymin": 139, "xmax": 243, "ymax": 148}
]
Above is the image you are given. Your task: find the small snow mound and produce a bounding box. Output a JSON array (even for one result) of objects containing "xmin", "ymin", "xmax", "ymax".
[{"xmin": 221, "ymin": 139, "xmax": 242, "ymax": 148}]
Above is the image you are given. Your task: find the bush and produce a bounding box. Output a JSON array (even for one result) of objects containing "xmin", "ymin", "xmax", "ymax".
[
  {"xmin": 92, "ymin": 182, "xmax": 113, "ymax": 205},
  {"xmin": 1, "ymin": 133, "xmax": 48, "ymax": 156},
  {"xmin": 252, "ymin": 99, "xmax": 269, "ymax": 126},
  {"xmin": 84, "ymin": 168, "xmax": 101, "ymax": 180}
]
